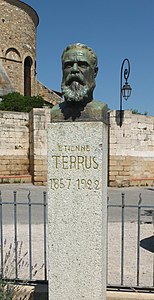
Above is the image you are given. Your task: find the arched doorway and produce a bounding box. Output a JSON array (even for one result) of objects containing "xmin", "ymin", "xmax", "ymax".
[{"xmin": 24, "ymin": 56, "xmax": 32, "ymax": 96}]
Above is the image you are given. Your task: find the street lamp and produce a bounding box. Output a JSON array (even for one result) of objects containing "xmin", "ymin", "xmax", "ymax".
[{"xmin": 120, "ymin": 58, "xmax": 132, "ymax": 126}]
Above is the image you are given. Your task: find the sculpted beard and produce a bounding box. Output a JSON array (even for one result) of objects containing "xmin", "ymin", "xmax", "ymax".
[
  {"xmin": 61, "ymin": 74, "xmax": 95, "ymax": 102},
  {"xmin": 61, "ymin": 82, "xmax": 89, "ymax": 102}
]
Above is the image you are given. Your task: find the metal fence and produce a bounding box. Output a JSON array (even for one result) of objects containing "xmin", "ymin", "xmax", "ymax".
[
  {"xmin": 0, "ymin": 191, "xmax": 47, "ymax": 282},
  {"xmin": 107, "ymin": 193, "xmax": 154, "ymax": 290},
  {"xmin": 0, "ymin": 190, "xmax": 153, "ymax": 290}
]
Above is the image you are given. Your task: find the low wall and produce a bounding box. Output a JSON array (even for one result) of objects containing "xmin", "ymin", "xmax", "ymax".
[
  {"xmin": 0, "ymin": 110, "xmax": 30, "ymax": 183},
  {"xmin": 107, "ymin": 291, "xmax": 154, "ymax": 300},
  {"xmin": 29, "ymin": 108, "xmax": 50, "ymax": 185},
  {"xmin": 0, "ymin": 108, "xmax": 153, "ymax": 186},
  {"xmin": 109, "ymin": 110, "xmax": 154, "ymax": 187},
  {"xmin": 29, "ymin": 283, "xmax": 154, "ymax": 300}
]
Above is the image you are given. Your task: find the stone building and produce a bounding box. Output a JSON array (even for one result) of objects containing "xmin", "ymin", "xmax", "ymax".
[{"xmin": 0, "ymin": 0, "xmax": 61, "ymax": 105}]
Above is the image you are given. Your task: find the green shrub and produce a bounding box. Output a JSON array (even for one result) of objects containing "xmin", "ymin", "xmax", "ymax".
[
  {"xmin": 131, "ymin": 109, "xmax": 148, "ymax": 116},
  {"xmin": 0, "ymin": 92, "xmax": 53, "ymax": 113},
  {"xmin": 0, "ymin": 239, "xmax": 43, "ymax": 299}
]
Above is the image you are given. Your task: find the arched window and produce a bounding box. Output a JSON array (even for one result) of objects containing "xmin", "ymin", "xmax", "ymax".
[
  {"xmin": 5, "ymin": 48, "xmax": 21, "ymax": 61},
  {"xmin": 24, "ymin": 56, "xmax": 32, "ymax": 96}
]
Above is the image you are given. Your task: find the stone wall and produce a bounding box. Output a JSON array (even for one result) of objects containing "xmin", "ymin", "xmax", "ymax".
[
  {"xmin": 29, "ymin": 108, "xmax": 50, "ymax": 185},
  {"xmin": 0, "ymin": 108, "xmax": 153, "ymax": 186},
  {"xmin": 108, "ymin": 110, "xmax": 154, "ymax": 187},
  {"xmin": 0, "ymin": 110, "xmax": 30, "ymax": 183}
]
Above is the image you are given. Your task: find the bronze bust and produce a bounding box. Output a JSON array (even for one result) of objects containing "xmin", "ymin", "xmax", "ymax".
[{"xmin": 51, "ymin": 43, "xmax": 108, "ymax": 122}]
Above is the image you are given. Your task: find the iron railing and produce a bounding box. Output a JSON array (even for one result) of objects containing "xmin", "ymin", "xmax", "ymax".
[
  {"xmin": 0, "ymin": 191, "xmax": 47, "ymax": 281},
  {"xmin": 107, "ymin": 193, "xmax": 154, "ymax": 290},
  {"xmin": 0, "ymin": 190, "xmax": 153, "ymax": 290}
]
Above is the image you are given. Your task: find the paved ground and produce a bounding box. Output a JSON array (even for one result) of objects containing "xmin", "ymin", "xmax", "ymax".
[
  {"xmin": 0, "ymin": 183, "xmax": 153, "ymax": 287},
  {"xmin": 0, "ymin": 183, "xmax": 153, "ymax": 224},
  {"xmin": 0, "ymin": 183, "xmax": 153, "ymax": 205},
  {"xmin": 108, "ymin": 186, "xmax": 154, "ymax": 223}
]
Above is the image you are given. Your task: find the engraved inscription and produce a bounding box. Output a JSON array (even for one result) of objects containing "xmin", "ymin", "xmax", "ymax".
[
  {"xmin": 51, "ymin": 155, "xmax": 99, "ymax": 170},
  {"xmin": 50, "ymin": 178, "xmax": 100, "ymax": 191},
  {"xmin": 57, "ymin": 144, "xmax": 90, "ymax": 152},
  {"xmin": 76, "ymin": 179, "xmax": 100, "ymax": 190},
  {"xmin": 50, "ymin": 178, "xmax": 71, "ymax": 190},
  {"xmin": 49, "ymin": 144, "xmax": 100, "ymax": 191}
]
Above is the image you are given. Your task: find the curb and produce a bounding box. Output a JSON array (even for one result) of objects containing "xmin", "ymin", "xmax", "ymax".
[{"xmin": 107, "ymin": 291, "xmax": 154, "ymax": 300}]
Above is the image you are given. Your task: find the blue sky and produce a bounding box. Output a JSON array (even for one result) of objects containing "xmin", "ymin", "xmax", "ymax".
[{"xmin": 23, "ymin": 0, "xmax": 154, "ymax": 116}]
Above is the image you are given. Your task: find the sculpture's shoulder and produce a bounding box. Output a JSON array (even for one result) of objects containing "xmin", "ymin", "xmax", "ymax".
[
  {"xmin": 87, "ymin": 100, "xmax": 108, "ymax": 111},
  {"xmin": 50, "ymin": 103, "xmax": 64, "ymax": 122},
  {"xmin": 85, "ymin": 100, "xmax": 108, "ymax": 123},
  {"xmin": 50, "ymin": 100, "xmax": 108, "ymax": 123}
]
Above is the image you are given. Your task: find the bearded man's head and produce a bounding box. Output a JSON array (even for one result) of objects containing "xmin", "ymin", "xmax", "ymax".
[{"xmin": 61, "ymin": 43, "xmax": 98, "ymax": 103}]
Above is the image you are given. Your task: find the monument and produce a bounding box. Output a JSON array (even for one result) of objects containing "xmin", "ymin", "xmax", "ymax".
[{"xmin": 47, "ymin": 43, "xmax": 108, "ymax": 300}]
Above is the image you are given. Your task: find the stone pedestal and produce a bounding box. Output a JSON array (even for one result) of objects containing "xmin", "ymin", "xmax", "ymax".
[{"xmin": 47, "ymin": 121, "xmax": 108, "ymax": 300}]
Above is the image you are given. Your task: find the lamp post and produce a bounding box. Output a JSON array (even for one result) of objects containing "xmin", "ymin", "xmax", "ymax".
[{"xmin": 120, "ymin": 58, "xmax": 132, "ymax": 126}]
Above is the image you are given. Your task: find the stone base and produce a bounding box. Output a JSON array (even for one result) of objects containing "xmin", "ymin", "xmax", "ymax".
[{"xmin": 48, "ymin": 121, "xmax": 108, "ymax": 300}]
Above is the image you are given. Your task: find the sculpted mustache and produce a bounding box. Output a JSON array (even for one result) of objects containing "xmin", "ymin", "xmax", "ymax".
[{"xmin": 66, "ymin": 75, "xmax": 85, "ymax": 85}]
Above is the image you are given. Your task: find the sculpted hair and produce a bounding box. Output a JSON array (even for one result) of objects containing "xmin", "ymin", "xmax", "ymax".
[{"xmin": 61, "ymin": 43, "xmax": 98, "ymax": 69}]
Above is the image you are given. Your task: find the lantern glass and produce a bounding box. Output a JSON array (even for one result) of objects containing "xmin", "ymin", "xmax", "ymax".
[{"xmin": 122, "ymin": 83, "xmax": 132, "ymax": 100}]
